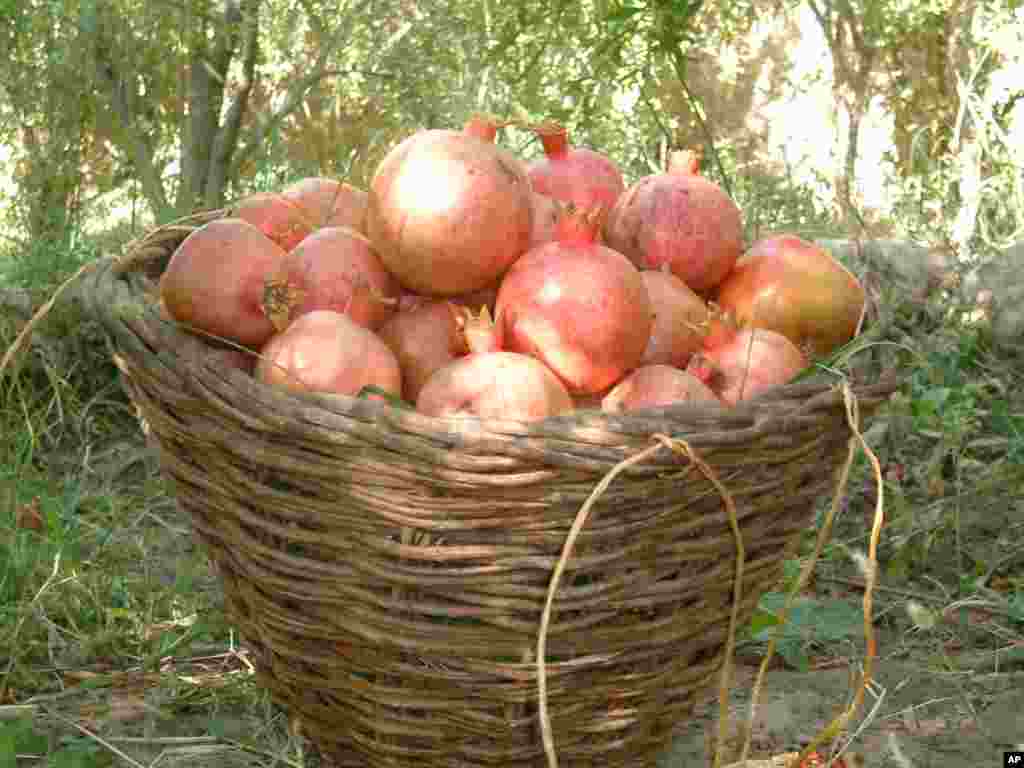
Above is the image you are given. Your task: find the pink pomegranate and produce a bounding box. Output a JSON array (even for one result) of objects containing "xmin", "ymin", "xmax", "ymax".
[
  {"xmin": 686, "ymin": 314, "xmax": 807, "ymax": 405},
  {"xmin": 640, "ymin": 268, "xmax": 710, "ymax": 368},
  {"xmin": 527, "ymin": 121, "xmax": 625, "ymax": 213},
  {"xmin": 495, "ymin": 204, "xmax": 652, "ymax": 395},
  {"xmin": 601, "ymin": 365, "xmax": 721, "ymax": 412},
  {"xmin": 416, "ymin": 351, "xmax": 572, "ymax": 422},
  {"xmin": 261, "ymin": 226, "xmax": 401, "ymax": 333},
  {"xmin": 604, "ymin": 149, "xmax": 743, "ymax": 295},
  {"xmin": 366, "ymin": 117, "xmax": 533, "ymax": 296}
]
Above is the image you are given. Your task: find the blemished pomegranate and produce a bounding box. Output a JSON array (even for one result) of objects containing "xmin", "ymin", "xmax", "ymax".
[
  {"xmin": 604, "ymin": 149, "xmax": 743, "ymax": 295},
  {"xmin": 261, "ymin": 226, "xmax": 401, "ymax": 333},
  {"xmin": 160, "ymin": 218, "xmax": 288, "ymax": 347},
  {"xmin": 601, "ymin": 365, "xmax": 720, "ymax": 412},
  {"xmin": 416, "ymin": 351, "xmax": 573, "ymax": 422},
  {"xmin": 640, "ymin": 268, "xmax": 710, "ymax": 368},
  {"xmin": 256, "ymin": 310, "xmax": 402, "ymax": 398},
  {"xmin": 230, "ymin": 191, "xmax": 314, "ymax": 252},
  {"xmin": 365, "ymin": 116, "xmax": 534, "ymax": 296},
  {"xmin": 281, "ymin": 177, "xmax": 369, "ymax": 235},
  {"xmin": 378, "ymin": 300, "xmax": 468, "ymax": 402},
  {"xmin": 527, "ymin": 121, "xmax": 625, "ymax": 214},
  {"xmin": 494, "ymin": 204, "xmax": 652, "ymax": 395},
  {"xmin": 686, "ymin": 314, "xmax": 807, "ymax": 405},
  {"xmin": 714, "ymin": 234, "xmax": 866, "ymax": 358}
]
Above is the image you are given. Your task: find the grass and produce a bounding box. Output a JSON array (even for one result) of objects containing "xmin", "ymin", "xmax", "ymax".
[
  {"xmin": 0, "ymin": 252, "xmax": 312, "ymax": 766},
  {"xmin": 0, "ymin": 454, "xmax": 304, "ymax": 766}
]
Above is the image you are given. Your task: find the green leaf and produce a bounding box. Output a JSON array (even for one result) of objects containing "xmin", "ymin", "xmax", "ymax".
[
  {"xmin": 1007, "ymin": 593, "xmax": 1024, "ymax": 625},
  {"xmin": 605, "ymin": 3, "xmax": 646, "ymax": 22},
  {"xmin": 748, "ymin": 608, "xmax": 782, "ymax": 636},
  {"xmin": 990, "ymin": 399, "xmax": 1023, "ymax": 438},
  {"xmin": 0, "ymin": 717, "xmax": 42, "ymax": 763},
  {"xmin": 777, "ymin": 640, "xmax": 810, "ymax": 672}
]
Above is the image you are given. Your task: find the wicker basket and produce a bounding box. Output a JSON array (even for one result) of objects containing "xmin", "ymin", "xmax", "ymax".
[{"xmin": 82, "ymin": 211, "xmax": 898, "ymax": 767}]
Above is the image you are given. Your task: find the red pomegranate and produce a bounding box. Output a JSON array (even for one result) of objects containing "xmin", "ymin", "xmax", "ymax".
[{"xmin": 604, "ymin": 149, "xmax": 743, "ymax": 295}]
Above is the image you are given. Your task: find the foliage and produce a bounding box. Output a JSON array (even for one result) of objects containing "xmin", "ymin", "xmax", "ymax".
[
  {"xmin": 748, "ymin": 592, "xmax": 864, "ymax": 671},
  {"xmin": 0, "ymin": 0, "xmax": 772, "ymax": 235},
  {"xmin": 881, "ymin": 0, "xmax": 1023, "ymax": 251}
]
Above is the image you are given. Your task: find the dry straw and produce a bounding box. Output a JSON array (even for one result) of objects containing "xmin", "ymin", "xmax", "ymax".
[
  {"xmin": 732, "ymin": 383, "xmax": 886, "ymax": 768},
  {"xmin": 5, "ymin": 211, "xmax": 899, "ymax": 767}
]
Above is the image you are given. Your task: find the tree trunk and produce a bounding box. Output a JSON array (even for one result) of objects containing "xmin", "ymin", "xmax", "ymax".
[
  {"xmin": 83, "ymin": 0, "xmax": 355, "ymax": 224},
  {"xmin": 10, "ymin": 18, "xmax": 88, "ymax": 247},
  {"xmin": 946, "ymin": 0, "xmax": 981, "ymax": 262},
  {"xmin": 202, "ymin": 0, "xmax": 260, "ymax": 210},
  {"xmin": 836, "ymin": 98, "xmax": 865, "ymax": 235},
  {"xmin": 179, "ymin": 45, "xmax": 218, "ymax": 215},
  {"xmin": 19, "ymin": 127, "xmax": 82, "ymax": 248},
  {"xmin": 91, "ymin": 1, "xmax": 252, "ymax": 222},
  {"xmin": 809, "ymin": 0, "xmax": 876, "ymax": 236},
  {"xmin": 92, "ymin": 31, "xmax": 173, "ymax": 222}
]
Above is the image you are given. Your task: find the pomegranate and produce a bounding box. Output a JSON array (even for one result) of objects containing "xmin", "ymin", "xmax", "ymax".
[
  {"xmin": 640, "ymin": 268, "xmax": 710, "ymax": 368},
  {"xmin": 714, "ymin": 234, "xmax": 866, "ymax": 358},
  {"xmin": 261, "ymin": 226, "xmax": 401, "ymax": 333},
  {"xmin": 230, "ymin": 192, "xmax": 314, "ymax": 252},
  {"xmin": 256, "ymin": 310, "xmax": 402, "ymax": 398},
  {"xmin": 455, "ymin": 305, "xmax": 500, "ymax": 354},
  {"xmin": 451, "ymin": 284, "xmax": 499, "ymax": 314},
  {"xmin": 282, "ymin": 177, "xmax": 369, "ymax": 234},
  {"xmin": 395, "ymin": 283, "xmax": 499, "ymax": 315},
  {"xmin": 604, "ymin": 149, "xmax": 743, "ymax": 295},
  {"xmin": 494, "ymin": 204, "xmax": 652, "ymax": 395},
  {"xmin": 365, "ymin": 117, "xmax": 533, "ymax": 296},
  {"xmin": 527, "ymin": 121, "xmax": 625, "ymax": 213},
  {"xmin": 378, "ymin": 301, "xmax": 468, "ymax": 402},
  {"xmin": 529, "ymin": 193, "xmax": 561, "ymax": 249},
  {"xmin": 395, "ymin": 291, "xmax": 431, "ymax": 313},
  {"xmin": 462, "ymin": 114, "xmax": 500, "ymax": 142},
  {"xmin": 416, "ymin": 351, "xmax": 573, "ymax": 422},
  {"xmin": 160, "ymin": 218, "xmax": 288, "ymax": 347},
  {"xmin": 686, "ymin": 315, "xmax": 807, "ymax": 405},
  {"xmin": 601, "ymin": 365, "xmax": 720, "ymax": 412}
]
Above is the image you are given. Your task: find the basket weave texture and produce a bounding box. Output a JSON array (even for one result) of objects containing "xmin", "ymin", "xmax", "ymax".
[{"xmin": 83, "ymin": 212, "xmax": 898, "ymax": 767}]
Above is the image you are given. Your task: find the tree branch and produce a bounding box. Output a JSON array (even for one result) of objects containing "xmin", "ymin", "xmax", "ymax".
[
  {"xmin": 230, "ymin": 68, "xmax": 351, "ymax": 179},
  {"xmin": 835, "ymin": 0, "xmax": 866, "ymax": 58},
  {"xmin": 180, "ymin": 37, "xmax": 214, "ymax": 210},
  {"xmin": 91, "ymin": 21, "xmax": 171, "ymax": 219},
  {"xmin": 229, "ymin": 0, "xmax": 378, "ymax": 181},
  {"xmin": 806, "ymin": 0, "xmax": 832, "ymax": 45},
  {"xmin": 666, "ymin": 45, "xmax": 734, "ymax": 199},
  {"xmin": 204, "ymin": 0, "xmax": 260, "ymax": 208}
]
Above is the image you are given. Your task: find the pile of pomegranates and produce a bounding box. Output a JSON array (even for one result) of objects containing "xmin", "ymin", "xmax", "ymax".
[{"xmin": 159, "ymin": 116, "xmax": 866, "ymax": 421}]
